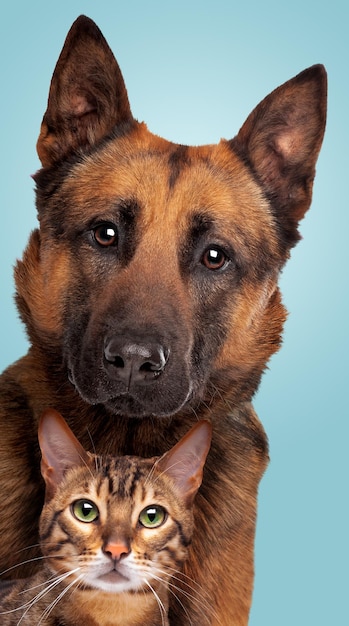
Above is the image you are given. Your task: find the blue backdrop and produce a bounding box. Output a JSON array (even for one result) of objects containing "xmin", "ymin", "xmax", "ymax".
[{"xmin": 1, "ymin": 2, "xmax": 347, "ymax": 624}]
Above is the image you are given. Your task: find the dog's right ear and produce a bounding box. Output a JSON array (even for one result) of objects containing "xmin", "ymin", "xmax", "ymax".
[{"xmin": 37, "ymin": 15, "xmax": 133, "ymax": 167}]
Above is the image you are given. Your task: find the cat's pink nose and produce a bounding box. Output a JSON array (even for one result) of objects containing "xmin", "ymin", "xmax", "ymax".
[{"xmin": 103, "ymin": 541, "xmax": 130, "ymax": 561}]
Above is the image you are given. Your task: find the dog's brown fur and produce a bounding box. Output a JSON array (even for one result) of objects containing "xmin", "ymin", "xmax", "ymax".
[{"xmin": 0, "ymin": 16, "xmax": 326, "ymax": 625}]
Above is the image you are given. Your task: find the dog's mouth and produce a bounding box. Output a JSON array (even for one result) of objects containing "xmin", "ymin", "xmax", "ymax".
[
  {"xmin": 103, "ymin": 391, "xmax": 193, "ymax": 418},
  {"xmin": 67, "ymin": 361, "xmax": 194, "ymax": 418}
]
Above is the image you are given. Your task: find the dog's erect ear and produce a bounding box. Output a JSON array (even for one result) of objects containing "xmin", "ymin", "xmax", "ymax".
[
  {"xmin": 37, "ymin": 15, "xmax": 133, "ymax": 167},
  {"xmin": 230, "ymin": 65, "xmax": 327, "ymax": 250}
]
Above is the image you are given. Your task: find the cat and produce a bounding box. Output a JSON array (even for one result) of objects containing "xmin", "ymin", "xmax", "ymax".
[{"xmin": 0, "ymin": 409, "xmax": 212, "ymax": 626}]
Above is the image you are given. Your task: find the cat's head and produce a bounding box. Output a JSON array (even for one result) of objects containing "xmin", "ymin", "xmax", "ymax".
[{"xmin": 37, "ymin": 409, "xmax": 212, "ymax": 595}]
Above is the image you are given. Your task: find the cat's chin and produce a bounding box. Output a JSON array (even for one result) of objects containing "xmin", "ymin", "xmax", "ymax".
[
  {"xmin": 84, "ymin": 569, "xmax": 140, "ymax": 594},
  {"xmin": 97, "ymin": 570, "xmax": 130, "ymax": 586}
]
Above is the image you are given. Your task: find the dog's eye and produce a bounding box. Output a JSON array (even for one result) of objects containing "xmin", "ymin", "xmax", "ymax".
[
  {"xmin": 201, "ymin": 247, "xmax": 229, "ymax": 271},
  {"xmin": 93, "ymin": 223, "xmax": 118, "ymax": 247}
]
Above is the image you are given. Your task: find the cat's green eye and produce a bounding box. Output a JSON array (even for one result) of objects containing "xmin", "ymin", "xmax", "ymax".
[
  {"xmin": 72, "ymin": 499, "xmax": 99, "ymax": 523},
  {"xmin": 139, "ymin": 505, "xmax": 167, "ymax": 528}
]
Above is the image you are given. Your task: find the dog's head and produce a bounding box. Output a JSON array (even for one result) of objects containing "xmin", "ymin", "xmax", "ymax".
[{"xmin": 16, "ymin": 16, "xmax": 327, "ymax": 417}]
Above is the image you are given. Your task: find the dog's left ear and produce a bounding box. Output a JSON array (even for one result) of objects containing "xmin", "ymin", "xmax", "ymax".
[
  {"xmin": 37, "ymin": 16, "xmax": 133, "ymax": 167},
  {"xmin": 231, "ymin": 65, "xmax": 327, "ymax": 250}
]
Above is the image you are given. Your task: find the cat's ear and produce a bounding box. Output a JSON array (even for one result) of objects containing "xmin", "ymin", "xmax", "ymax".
[
  {"xmin": 38, "ymin": 408, "xmax": 89, "ymax": 500},
  {"xmin": 157, "ymin": 421, "xmax": 212, "ymax": 505}
]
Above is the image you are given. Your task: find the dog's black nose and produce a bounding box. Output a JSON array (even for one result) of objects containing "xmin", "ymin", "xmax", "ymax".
[{"xmin": 104, "ymin": 336, "xmax": 169, "ymax": 386}]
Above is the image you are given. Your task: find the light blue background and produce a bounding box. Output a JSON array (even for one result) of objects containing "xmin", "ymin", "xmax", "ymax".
[{"xmin": 0, "ymin": 1, "xmax": 347, "ymax": 624}]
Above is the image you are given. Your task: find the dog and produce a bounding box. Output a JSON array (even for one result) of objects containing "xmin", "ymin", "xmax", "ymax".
[{"xmin": 0, "ymin": 15, "xmax": 326, "ymax": 625}]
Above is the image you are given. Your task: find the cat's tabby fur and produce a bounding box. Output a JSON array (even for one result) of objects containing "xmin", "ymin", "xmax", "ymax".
[{"xmin": 0, "ymin": 409, "xmax": 211, "ymax": 626}]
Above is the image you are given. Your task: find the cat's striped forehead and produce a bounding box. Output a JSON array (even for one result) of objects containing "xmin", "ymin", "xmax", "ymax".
[{"xmin": 92, "ymin": 455, "xmax": 156, "ymax": 500}]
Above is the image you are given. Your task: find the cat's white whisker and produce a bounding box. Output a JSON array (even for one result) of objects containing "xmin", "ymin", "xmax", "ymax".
[
  {"xmin": 18, "ymin": 567, "xmax": 73, "ymax": 595},
  {"xmin": 85, "ymin": 428, "xmax": 105, "ymax": 477},
  {"xmin": 149, "ymin": 458, "xmax": 187, "ymax": 486},
  {"xmin": 85, "ymin": 427, "xmax": 97, "ymax": 456},
  {"xmin": 164, "ymin": 564, "xmax": 206, "ymax": 590},
  {"xmin": 146, "ymin": 571, "xmax": 193, "ymax": 626},
  {"xmin": 0, "ymin": 555, "xmax": 48, "ymax": 579},
  {"xmin": 18, "ymin": 569, "xmax": 81, "ymax": 624},
  {"xmin": 26, "ymin": 568, "xmax": 80, "ymax": 626},
  {"xmin": 38, "ymin": 573, "xmax": 83, "ymax": 624},
  {"xmin": 0, "ymin": 568, "xmax": 79, "ymax": 621},
  {"xmin": 167, "ymin": 588, "xmax": 193, "ymax": 626},
  {"xmin": 166, "ymin": 580, "xmax": 219, "ymax": 625},
  {"xmin": 143, "ymin": 460, "xmax": 159, "ymax": 487},
  {"xmin": 143, "ymin": 579, "xmax": 167, "ymax": 626},
  {"xmin": 13, "ymin": 543, "xmax": 41, "ymax": 556},
  {"xmin": 150, "ymin": 565, "xmax": 222, "ymax": 625}
]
